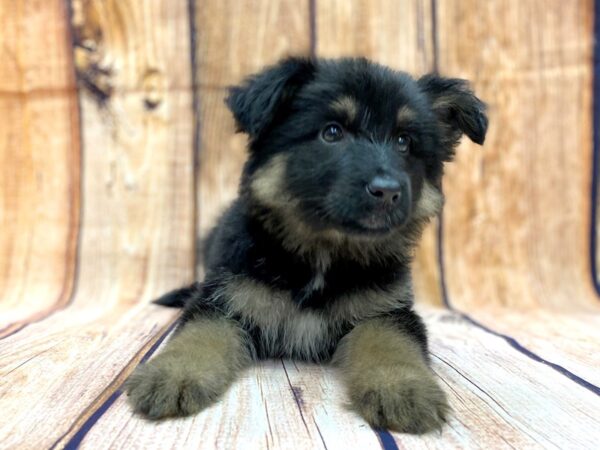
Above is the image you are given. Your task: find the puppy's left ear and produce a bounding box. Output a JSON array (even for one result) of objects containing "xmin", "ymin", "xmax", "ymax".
[
  {"xmin": 226, "ymin": 57, "xmax": 315, "ymax": 139},
  {"xmin": 418, "ymin": 74, "xmax": 488, "ymax": 148}
]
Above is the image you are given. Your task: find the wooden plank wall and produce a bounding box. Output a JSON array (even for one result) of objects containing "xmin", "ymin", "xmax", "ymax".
[
  {"xmin": 1, "ymin": 0, "xmax": 194, "ymax": 447},
  {"xmin": 437, "ymin": 0, "xmax": 600, "ymax": 385},
  {"xmin": 0, "ymin": 0, "xmax": 599, "ymax": 448},
  {"xmin": 0, "ymin": 0, "xmax": 80, "ymax": 337},
  {"xmin": 440, "ymin": 0, "xmax": 596, "ymax": 309}
]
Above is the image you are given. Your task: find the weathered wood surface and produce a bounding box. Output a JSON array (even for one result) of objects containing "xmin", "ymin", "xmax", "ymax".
[
  {"xmin": 439, "ymin": 0, "xmax": 597, "ymax": 310},
  {"xmin": 0, "ymin": 0, "xmax": 193, "ymax": 447},
  {"xmin": 0, "ymin": 0, "xmax": 599, "ymax": 449},
  {"xmin": 315, "ymin": 0, "xmax": 435, "ymax": 72},
  {"xmin": 0, "ymin": 0, "xmax": 80, "ymax": 337},
  {"xmin": 56, "ymin": 311, "xmax": 600, "ymax": 449},
  {"xmin": 435, "ymin": 0, "xmax": 600, "ymax": 384}
]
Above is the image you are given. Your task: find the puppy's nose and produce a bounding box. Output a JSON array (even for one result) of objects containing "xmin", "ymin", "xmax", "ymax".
[{"xmin": 366, "ymin": 176, "xmax": 402, "ymax": 203}]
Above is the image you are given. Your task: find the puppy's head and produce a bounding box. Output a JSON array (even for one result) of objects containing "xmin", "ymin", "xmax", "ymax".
[{"xmin": 227, "ymin": 57, "xmax": 487, "ymax": 239}]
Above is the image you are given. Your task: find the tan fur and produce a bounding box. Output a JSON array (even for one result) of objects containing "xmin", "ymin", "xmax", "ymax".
[
  {"xmin": 254, "ymin": 177, "xmax": 438, "ymax": 264},
  {"xmin": 414, "ymin": 181, "xmax": 444, "ymax": 219},
  {"xmin": 330, "ymin": 95, "xmax": 359, "ymax": 123},
  {"xmin": 250, "ymin": 153, "xmax": 293, "ymax": 208},
  {"xmin": 125, "ymin": 318, "xmax": 251, "ymax": 419},
  {"xmin": 431, "ymin": 94, "xmax": 461, "ymax": 112},
  {"xmin": 258, "ymin": 207, "xmax": 424, "ymax": 267},
  {"xmin": 250, "ymin": 156, "xmax": 437, "ymax": 265},
  {"xmin": 223, "ymin": 277, "xmax": 333, "ymax": 359},
  {"xmin": 333, "ymin": 319, "xmax": 449, "ymax": 434},
  {"xmin": 396, "ymin": 105, "xmax": 417, "ymax": 124},
  {"xmin": 331, "ymin": 278, "xmax": 413, "ymax": 322},
  {"xmin": 220, "ymin": 276, "xmax": 412, "ymax": 360},
  {"xmin": 249, "ymin": 155, "xmax": 349, "ymax": 258}
]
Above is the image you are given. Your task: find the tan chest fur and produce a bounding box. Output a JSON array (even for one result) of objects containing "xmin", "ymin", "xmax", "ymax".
[{"xmin": 221, "ymin": 276, "xmax": 412, "ymax": 359}]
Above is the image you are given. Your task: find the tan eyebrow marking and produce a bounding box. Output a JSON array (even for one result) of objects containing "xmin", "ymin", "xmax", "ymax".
[
  {"xmin": 397, "ymin": 105, "xmax": 417, "ymax": 124},
  {"xmin": 330, "ymin": 96, "xmax": 359, "ymax": 123}
]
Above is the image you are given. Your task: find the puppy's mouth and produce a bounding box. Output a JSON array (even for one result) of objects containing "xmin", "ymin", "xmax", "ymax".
[
  {"xmin": 298, "ymin": 197, "xmax": 411, "ymax": 238},
  {"xmin": 351, "ymin": 198, "xmax": 411, "ymax": 234},
  {"xmin": 334, "ymin": 211, "xmax": 409, "ymax": 237},
  {"xmin": 357, "ymin": 214, "xmax": 394, "ymax": 233}
]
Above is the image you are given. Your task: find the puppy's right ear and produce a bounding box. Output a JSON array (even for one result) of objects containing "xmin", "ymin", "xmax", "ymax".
[{"xmin": 226, "ymin": 57, "xmax": 315, "ymax": 139}]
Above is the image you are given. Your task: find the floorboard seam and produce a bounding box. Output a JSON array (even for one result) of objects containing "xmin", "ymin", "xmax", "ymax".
[
  {"xmin": 53, "ymin": 320, "xmax": 178, "ymax": 449},
  {"xmin": 436, "ymin": 215, "xmax": 600, "ymax": 397}
]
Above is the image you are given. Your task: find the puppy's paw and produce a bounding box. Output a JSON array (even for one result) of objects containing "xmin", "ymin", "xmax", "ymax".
[
  {"xmin": 125, "ymin": 357, "xmax": 215, "ymax": 420},
  {"xmin": 350, "ymin": 366, "xmax": 449, "ymax": 434}
]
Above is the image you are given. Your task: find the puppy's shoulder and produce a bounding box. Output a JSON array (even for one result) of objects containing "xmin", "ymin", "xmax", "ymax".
[{"xmin": 203, "ymin": 199, "xmax": 254, "ymax": 273}]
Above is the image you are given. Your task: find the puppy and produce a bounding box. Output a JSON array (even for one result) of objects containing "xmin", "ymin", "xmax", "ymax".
[{"xmin": 125, "ymin": 57, "xmax": 487, "ymax": 434}]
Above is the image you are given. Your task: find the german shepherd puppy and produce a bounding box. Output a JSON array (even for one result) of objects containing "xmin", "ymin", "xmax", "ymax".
[{"xmin": 125, "ymin": 57, "xmax": 487, "ymax": 434}]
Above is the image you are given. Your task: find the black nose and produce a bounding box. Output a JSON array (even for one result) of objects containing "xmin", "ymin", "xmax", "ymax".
[{"xmin": 366, "ymin": 176, "xmax": 402, "ymax": 203}]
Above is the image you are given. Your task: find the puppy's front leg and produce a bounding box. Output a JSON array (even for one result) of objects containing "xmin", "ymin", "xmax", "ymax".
[
  {"xmin": 125, "ymin": 317, "xmax": 251, "ymax": 419},
  {"xmin": 333, "ymin": 312, "xmax": 449, "ymax": 434}
]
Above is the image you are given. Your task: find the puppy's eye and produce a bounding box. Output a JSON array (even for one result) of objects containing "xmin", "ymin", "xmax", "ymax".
[
  {"xmin": 397, "ymin": 135, "xmax": 411, "ymax": 153},
  {"xmin": 322, "ymin": 123, "xmax": 344, "ymax": 143}
]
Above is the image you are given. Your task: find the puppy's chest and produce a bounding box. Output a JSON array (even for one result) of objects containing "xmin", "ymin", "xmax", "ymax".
[
  {"xmin": 226, "ymin": 278, "xmax": 344, "ymax": 360},
  {"xmin": 226, "ymin": 259, "xmax": 410, "ymax": 360},
  {"xmin": 248, "ymin": 250, "xmax": 402, "ymax": 309},
  {"xmin": 258, "ymin": 305, "xmax": 342, "ymax": 360}
]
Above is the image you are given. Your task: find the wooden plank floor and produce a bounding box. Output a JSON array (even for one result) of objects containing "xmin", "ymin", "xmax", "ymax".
[
  {"xmin": 3, "ymin": 309, "xmax": 596, "ymax": 449},
  {"xmin": 1, "ymin": 0, "xmax": 600, "ymax": 449}
]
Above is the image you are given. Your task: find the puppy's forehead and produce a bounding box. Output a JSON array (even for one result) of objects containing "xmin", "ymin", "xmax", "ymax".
[
  {"xmin": 396, "ymin": 105, "xmax": 418, "ymax": 125},
  {"xmin": 319, "ymin": 66, "xmax": 423, "ymax": 120},
  {"xmin": 329, "ymin": 95, "xmax": 359, "ymax": 123},
  {"xmin": 326, "ymin": 91, "xmax": 421, "ymax": 129}
]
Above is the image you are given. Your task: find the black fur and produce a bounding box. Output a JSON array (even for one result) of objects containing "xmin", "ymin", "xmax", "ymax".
[
  {"xmin": 130, "ymin": 57, "xmax": 487, "ymax": 431},
  {"xmin": 226, "ymin": 58, "xmax": 316, "ymax": 138},
  {"xmin": 387, "ymin": 307, "xmax": 430, "ymax": 360},
  {"xmin": 417, "ymin": 74, "xmax": 488, "ymax": 146},
  {"xmin": 152, "ymin": 283, "xmax": 201, "ymax": 308},
  {"xmin": 159, "ymin": 57, "xmax": 487, "ymax": 360}
]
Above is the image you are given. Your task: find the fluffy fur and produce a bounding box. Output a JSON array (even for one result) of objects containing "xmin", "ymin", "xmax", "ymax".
[
  {"xmin": 333, "ymin": 319, "xmax": 449, "ymax": 433},
  {"xmin": 126, "ymin": 57, "xmax": 487, "ymax": 433},
  {"xmin": 125, "ymin": 318, "xmax": 251, "ymax": 419}
]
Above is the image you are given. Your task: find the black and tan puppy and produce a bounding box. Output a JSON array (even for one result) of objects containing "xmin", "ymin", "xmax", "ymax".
[{"xmin": 125, "ymin": 57, "xmax": 487, "ymax": 434}]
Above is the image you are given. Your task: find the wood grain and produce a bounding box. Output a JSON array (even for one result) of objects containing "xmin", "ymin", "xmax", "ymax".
[
  {"xmin": 0, "ymin": 0, "xmax": 194, "ymax": 447},
  {"xmin": 316, "ymin": 0, "xmax": 442, "ymax": 306},
  {"xmin": 1, "ymin": 2, "xmax": 599, "ymax": 449},
  {"xmin": 196, "ymin": 0, "xmax": 312, "ymax": 88},
  {"xmin": 590, "ymin": 191, "xmax": 600, "ymax": 288},
  {"xmin": 437, "ymin": 0, "xmax": 597, "ymax": 310},
  {"xmin": 0, "ymin": 0, "xmax": 80, "ymax": 336},
  {"xmin": 69, "ymin": 0, "xmax": 194, "ymax": 305},
  {"xmin": 70, "ymin": 310, "xmax": 600, "ymax": 449},
  {"xmin": 315, "ymin": 0, "xmax": 434, "ymax": 73},
  {"xmin": 456, "ymin": 306, "xmax": 600, "ymax": 385},
  {"xmin": 432, "ymin": 0, "xmax": 600, "ymax": 387},
  {"xmin": 193, "ymin": 0, "xmax": 312, "ymax": 273}
]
